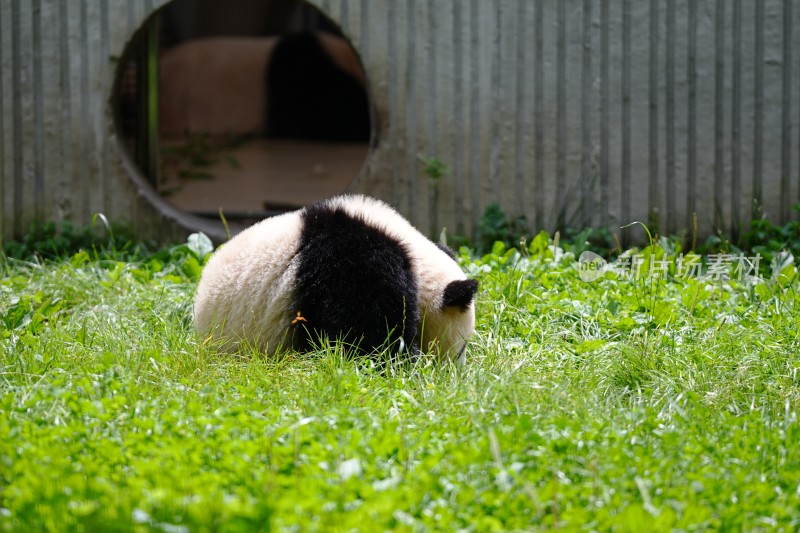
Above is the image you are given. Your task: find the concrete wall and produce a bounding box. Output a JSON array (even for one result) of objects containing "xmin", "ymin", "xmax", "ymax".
[{"xmin": 2, "ymin": 0, "xmax": 800, "ymax": 244}]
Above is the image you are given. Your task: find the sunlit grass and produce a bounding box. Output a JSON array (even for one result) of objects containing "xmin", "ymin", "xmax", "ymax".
[{"xmin": 1, "ymin": 234, "xmax": 799, "ymax": 531}]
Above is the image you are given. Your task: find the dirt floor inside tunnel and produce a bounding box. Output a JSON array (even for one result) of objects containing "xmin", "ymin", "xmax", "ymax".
[{"xmin": 159, "ymin": 138, "xmax": 369, "ymax": 219}]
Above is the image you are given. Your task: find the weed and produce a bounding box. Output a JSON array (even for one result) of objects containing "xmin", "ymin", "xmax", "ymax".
[
  {"xmin": 420, "ymin": 155, "xmax": 450, "ymax": 239},
  {"xmin": 2, "ymin": 218, "xmax": 146, "ymax": 262}
]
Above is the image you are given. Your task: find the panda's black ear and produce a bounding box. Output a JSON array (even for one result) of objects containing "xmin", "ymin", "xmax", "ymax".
[{"xmin": 442, "ymin": 279, "xmax": 479, "ymax": 311}]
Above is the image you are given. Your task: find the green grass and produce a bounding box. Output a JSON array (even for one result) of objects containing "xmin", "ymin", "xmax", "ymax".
[{"xmin": 1, "ymin": 233, "xmax": 799, "ymax": 532}]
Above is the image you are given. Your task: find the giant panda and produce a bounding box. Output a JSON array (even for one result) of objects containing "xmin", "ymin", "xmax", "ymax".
[{"xmin": 193, "ymin": 194, "xmax": 479, "ymax": 363}]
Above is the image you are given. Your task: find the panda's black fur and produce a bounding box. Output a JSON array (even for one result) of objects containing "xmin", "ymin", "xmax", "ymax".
[{"xmin": 293, "ymin": 202, "xmax": 419, "ymax": 355}]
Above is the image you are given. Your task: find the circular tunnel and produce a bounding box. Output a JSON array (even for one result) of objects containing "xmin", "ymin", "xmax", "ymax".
[{"xmin": 113, "ymin": 0, "xmax": 374, "ymax": 237}]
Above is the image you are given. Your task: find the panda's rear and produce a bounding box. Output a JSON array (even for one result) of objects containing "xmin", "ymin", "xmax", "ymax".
[
  {"xmin": 291, "ymin": 202, "xmax": 419, "ymax": 356},
  {"xmin": 194, "ymin": 194, "xmax": 478, "ymax": 361}
]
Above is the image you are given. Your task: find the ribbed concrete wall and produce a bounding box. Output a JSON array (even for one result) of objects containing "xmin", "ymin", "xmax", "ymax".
[
  {"xmin": 0, "ymin": 0, "xmax": 195, "ymax": 243},
  {"xmin": 2, "ymin": 0, "xmax": 799, "ymax": 244}
]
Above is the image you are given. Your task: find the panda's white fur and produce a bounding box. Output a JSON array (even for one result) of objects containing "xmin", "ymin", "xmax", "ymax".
[
  {"xmin": 193, "ymin": 210, "xmax": 303, "ymax": 354},
  {"xmin": 194, "ymin": 194, "xmax": 478, "ymax": 362}
]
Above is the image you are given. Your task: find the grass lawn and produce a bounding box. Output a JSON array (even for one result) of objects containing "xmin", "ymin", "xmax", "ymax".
[{"xmin": 1, "ymin": 232, "xmax": 799, "ymax": 531}]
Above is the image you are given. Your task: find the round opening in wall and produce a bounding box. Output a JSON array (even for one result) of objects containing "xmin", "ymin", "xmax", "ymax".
[{"xmin": 114, "ymin": 0, "xmax": 372, "ymax": 231}]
